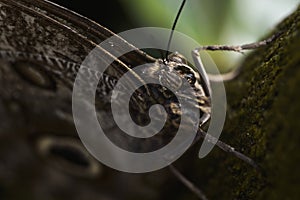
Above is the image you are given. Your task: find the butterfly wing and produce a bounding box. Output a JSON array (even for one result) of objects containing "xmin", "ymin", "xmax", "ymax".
[{"xmin": 0, "ymin": 0, "xmax": 163, "ymax": 199}]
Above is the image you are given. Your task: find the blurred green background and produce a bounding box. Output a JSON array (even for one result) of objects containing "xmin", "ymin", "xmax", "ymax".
[{"xmin": 52, "ymin": 0, "xmax": 298, "ymax": 71}]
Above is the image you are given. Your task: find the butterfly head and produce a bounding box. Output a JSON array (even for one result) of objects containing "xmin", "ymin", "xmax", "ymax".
[{"xmin": 157, "ymin": 52, "xmax": 211, "ymax": 114}]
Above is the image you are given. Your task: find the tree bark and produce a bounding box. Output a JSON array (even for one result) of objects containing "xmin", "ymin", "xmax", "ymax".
[
  {"xmin": 209, "ymin": 5, "xmax": 298, "ymax": 200},
  {"xmin": 172, "ymin": 5, "xmax": 300, "ymax": 200}
]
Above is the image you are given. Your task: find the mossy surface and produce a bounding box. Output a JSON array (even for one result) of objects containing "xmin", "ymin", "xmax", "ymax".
[{"xmin": 169, "ymin": 5, "xmax": 300, "ymax": 200}]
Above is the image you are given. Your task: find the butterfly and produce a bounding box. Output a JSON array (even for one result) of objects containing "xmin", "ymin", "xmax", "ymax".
[{"xmin": 0, "ymin": 0, "xmax": 282, "ymax": 200}]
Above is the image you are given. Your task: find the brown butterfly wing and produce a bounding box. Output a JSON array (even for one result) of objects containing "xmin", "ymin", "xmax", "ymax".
[{"xmin": 0, "ymin": 0, "xmax": 164, "ymax": 199}]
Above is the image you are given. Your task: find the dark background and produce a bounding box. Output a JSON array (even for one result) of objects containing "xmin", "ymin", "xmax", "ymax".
[{"xmin": 51, "ymin": 0, "xmax": 135, "ymax": 33}]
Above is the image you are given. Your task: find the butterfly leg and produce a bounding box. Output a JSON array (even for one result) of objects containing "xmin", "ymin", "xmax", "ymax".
[
  {"xmin": 169, "ymin": 164, "xmax": 208, "ymax": 200},
  {"xmin": 193, "ymin": 33, "xmax": 281, "ymax": 82},
  {"xmin": 191, "ymin": 48, "xmax": 258, "ymax": 168},
  {"xmin": 195, "ymin": 128, "xmax": 258, "ymax": 169},
  {"xmin": 169, "ymin": 128, "xmax": 258, "ymax": 200},
  {"xmin": 169, "ymin": 32, "xmax": 279, "ymax": 200}
]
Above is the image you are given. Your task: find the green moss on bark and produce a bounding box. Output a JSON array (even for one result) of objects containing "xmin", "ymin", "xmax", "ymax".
[{"xmin": 174, "ymin": 5, "xmax": 300, "ymax": 200}]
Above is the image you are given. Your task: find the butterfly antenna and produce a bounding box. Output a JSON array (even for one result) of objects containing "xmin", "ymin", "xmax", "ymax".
[{"xmin": 165, "ymin": 0, "xmax": 187, "ymax": 61}]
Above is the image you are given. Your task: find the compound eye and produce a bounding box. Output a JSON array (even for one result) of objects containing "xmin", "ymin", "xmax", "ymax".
[
  {"xmin": 184, "ymin": 72, "xmax": 196, "ymax": 85},
  {"xmin": 168, "ymin": 52, "xmax": 188, "ymax": 65},
  {"xmin": 174, "ymin": 65, "xmax": 198, "ymax": 85}
]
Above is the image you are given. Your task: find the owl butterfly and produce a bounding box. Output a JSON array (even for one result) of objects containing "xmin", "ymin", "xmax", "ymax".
[{"xmin": 0, "ymin": 0, "xmax": 279, "ymax": 200}]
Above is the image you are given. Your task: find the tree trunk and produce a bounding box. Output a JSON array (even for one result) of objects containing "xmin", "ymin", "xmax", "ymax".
[{"xmin": 176, "ymin": 5, "xmax": 300, "ymax": 200}]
